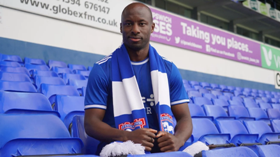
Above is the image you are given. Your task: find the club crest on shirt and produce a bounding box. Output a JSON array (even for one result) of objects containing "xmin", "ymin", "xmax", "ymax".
[
  {"xmin": 118, "ymin": 118, "xmax": 146, "ymax": 131},
  {"xmin": 160, "ymin": 113, "xmax": 174, "ymax": 134}
]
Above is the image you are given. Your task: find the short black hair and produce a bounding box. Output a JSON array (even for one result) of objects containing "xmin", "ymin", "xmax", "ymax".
[{"xmin": 121, "ymin": 2, "xmax": 153, "ymax": 23}]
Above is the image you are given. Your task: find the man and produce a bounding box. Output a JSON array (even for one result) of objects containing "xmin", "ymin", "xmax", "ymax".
[{"xmin": 84, "ymin": 2, "xmax": 192, "ymax": 154}]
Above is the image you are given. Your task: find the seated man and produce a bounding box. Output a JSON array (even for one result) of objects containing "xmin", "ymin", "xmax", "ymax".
[{"xmin": 84, "ymin": 2, "xmax": 192, "ymax": 154}]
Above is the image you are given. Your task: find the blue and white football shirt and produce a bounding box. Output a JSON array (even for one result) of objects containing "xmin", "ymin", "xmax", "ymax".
[{"xmin": 85, "ymin": 55, "xmax": 189, "ymax": 130}]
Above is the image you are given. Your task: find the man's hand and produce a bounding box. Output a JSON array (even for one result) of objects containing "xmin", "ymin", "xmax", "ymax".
[
  {"xmin": 126, "ymin": 128, "xmax": 157, "ymax": 151},
  {"xmin": 156, "ymin": 131, "xmax": 184, "ymax": 152}
]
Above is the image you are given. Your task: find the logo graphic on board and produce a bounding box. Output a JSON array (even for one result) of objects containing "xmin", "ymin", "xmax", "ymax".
[
  {"xmin": 262, "ymin": 47, "xmax": 272, "ymax": 66},
  {"xmin": 275, "ymin": 71, "xmax": 280, "ymax": 89},
  {"xmin": 175, "ymin": 37, "xmax": 180, "ymax": 44}
]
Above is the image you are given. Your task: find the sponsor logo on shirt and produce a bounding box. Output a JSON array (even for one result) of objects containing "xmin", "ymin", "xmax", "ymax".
[{"xmin": 118, "ymin": 118, "xmax": 146, "ymax": 131}]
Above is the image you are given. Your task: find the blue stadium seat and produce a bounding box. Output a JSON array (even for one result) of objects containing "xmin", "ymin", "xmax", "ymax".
[
  {"xmin": 188, "ymin": 103, "xmax": 213, "ymax": 120},
  {"xmin": 215, "ymin": 120, "xmax": 259, "ymax": 146},
  {"xmin": 255, "ymin": 145, "xmax": 280, "ymax": 157},
  {"xmin": 55, "ymin": 95, "xmax": 84, "ymax": 128},
  {"xmin": 32, "ymin": 70, "xmax": 58, "ymax": 78},
  {"xmin": 251, "ymin": 89, "xmax": 257, "ymax": 93},
  {"xmin": 0, "ymin": 72, "xmax": 32, "ymax": 82},
  {"xmin": 193, "ymin": 86, "xmax": 202, "ymax": 90},
  {"xmin": 81, "ymin": 86, "xmax": 86, "ymax": 97},
  {"xmin": 188, "ymin": 91, "xmax": 201, "ymax": 98},
  {"xmin": 53, "ymin": 67, "xmax": 74, "ymax": 77},
  {"xmin": 191, "ymin": 118, "xmax": 230, "ymax": 146},
  {"xmin": 1, "ymin": 54, "xmax": 22, "ymax": 63},
  {"xmin": 48, "ymin": 60, "xmax": 68, "ymax": 69},
  {"xmin": 0, "ymin": 66, "xmax": 30, "ymax": 76},
  {"xmin": 0, "ymin": 61, "xmax": 21, "ymax": 67},
  {"xmin": 202, "ymin": 93, "xmax": 216, "ymax": 101},
  {"xmin": 70, "ymin": 115, "xmax": 101, "ymax": 155},
  {"xmin": 0, "ymin": 114, "xmax": 83, "ymax": 156},
  {"xmin": 88, "ymin": 66, "xmax": 93, "ymax": 71},
  {"xmin": 198, "ymin": 88, "xmax": 209, "ymax": 94},
  {"xmin": 262, "ymin": 97, "xmax": 271, "ymax": 103},
  {"xmin": 25, "ymin": 64, "xmax": 50, "ymax": 75},
  {"xmin": 76, "ymin": 70, "xmax": 90, "ymax": 78},
  {"xmin": 185, "ymin": 87, "xmax": 196, "ymax": 92},
  {"xmin": 211, "ymin": 90, "xmax": 223, "ymax": 97},
  {"xmin": 264, "ymin": 91, "xmax": 271, "ymax": 95},
  {"xmin": 267, "ymin": 108, "xmax": 280, "ymax": 119},
  {"xmin": 200, "ymin": 82, "xmax": 211, "ymax": 90},
  {"xmin": 223, "ymin": 92, "xmax": 234, "ymax": 100},
  {"xmin": 243, "ymin": 98, "xmax": 259, "ymax": 108},
  {"xmin": 270, "ymin": 98, "xmax": 279, "ymax": 104},
  {"xmin": 68, "ymin": 79, "xmax": 88, "ymax": 95},
  {"xmin": 227, "ymin": 86, "xmax": 235, "ymax": 92},
  {"xmin": 217, "ymin": 95, "xmax": 230, "ymax": 102},
  {"xmin": 39, "ymin": 84, "xmax": 80, "ymax": 106},
  {"xmin": 271, "ymin": 119, "xmax": 280, "ymax": 132},
  {"xmin": 68, "ymin": 64, "xmax": 86, "ymax": 71},
  {"xmin": 247, "ymin": 108, "xmax": 270, "ymax": 125},
  {"xmin": 255, "ymin": 98, "xmax": 265, "ymax": 104},
  {"xmin": 192, "ymin": 97, "xmax": 213, "ymax": 106},
  {"xmin": 212, "ymin": 99, "xmax": 229, "ymax": 107},
  {"xmin": 243, "ymin": 88, "xmax": 252, "ymax": 93},
  {"xmin": 203, "ymin": 105, "xmax": 234, "ymax": 120},
  {"xmin": 62, "ymin": 73, "xmax": 86, "ymax": 84},
  {"xmin": 219, "ymin": 85, "xmax": 229, "ymax": 92},
  {"xmin": 231, "ymin": 96, "xmax": 244, "ymax": 103},
  {"xmin": 24, "ymin": 57, "xmax": 46, "ymax": 65},
  {"xmin": 258, "ymin": 90, "xmax": 264, "ymax": 94},
  {"xmin": 0, "ymin": 81, "xmax": 36, "ymax": 92},
  {"xmin": 272, "ymin": 103, "xmax": 280, "ymax": 111},
  {"xmin": 0, "ymin": 91, "xmax": 58, "ymax": 116},
  {"xmin": 228, "ymin": 106, "xmax": 255, "ymax": 121},
  {"xmin": 202, "ymin": 146, "xmax": 258, "ymax": 157},
  {"xmin": 35, "ymin": 76, "xmax": 65, "ymax": 89},
  {"xmin": 258, "ymin": 93, "xmax": 266, "ymax": 97},
  {"xmin": 182, "ymin": 79, "xmax": 189, "ymax": 85},
  {"xmin": 258, "ymin": 102, "xmax": 272, "ymax": 110},
  {"xmin": 235, "ymin": 87, "xmax": 243, "ymax": 92},
  {"xmin": 233, "ymin": 91, "xmax": 245, "ymax": 97},
  {"xmin": 210, "ymin": 83, "xmax": 221, "ymax": 91},
  {"xmin": 228, "ymin": 100, "xmax": 244, "ymax": 106},
  {"xmin": 244, "ymin": 120, "xmax": 280, "ymax": 144},
  {"xmin": 183, "ymin": 83, "xmax": 191, "ymax": 89},
  {"xmin": 189, "ymin": 80, "xmax": 200, "ymax": 88}
]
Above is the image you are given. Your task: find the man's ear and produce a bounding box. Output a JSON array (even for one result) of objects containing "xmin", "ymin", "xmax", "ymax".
[
  {"xmin": 151, "ymin": 22, "xmax": 155, "ymax": 33},
  {"xmin": 120, "ymin": 23, "xmax": 123, "ymax": 33}
]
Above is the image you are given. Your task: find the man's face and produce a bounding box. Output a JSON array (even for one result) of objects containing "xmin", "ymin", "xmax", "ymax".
[{"xmin": 120, "ymin": 5, "xmax": 155, "ymax": 51}]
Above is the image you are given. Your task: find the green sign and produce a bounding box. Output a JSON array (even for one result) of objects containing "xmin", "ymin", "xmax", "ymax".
[
  {"xmin": 269, "ymin": 7, "xmax": 276, "ymax": 19},
  {"xmin": 243, "ymin": 0, "xmax": 250, "ymax": 8},
  {"xmin": 250, "ymin": 0, "xmax": 258, "ymax": 11},
  {"xmin": 259, "ymin": 2, "xmax": 268, "ymax": 15},
  {"xmin": 261, "ymin": 44, "xmax": 280, "ymax": 70}
]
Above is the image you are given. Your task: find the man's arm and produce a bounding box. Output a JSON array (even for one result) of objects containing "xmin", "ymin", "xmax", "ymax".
[
  {"xmin": 84, "ymin": 108, "xmax": 157, "ymax": 151},
  {"xmin": 156, "ymin": 103, "xmax": 192, "ymax": 152}
]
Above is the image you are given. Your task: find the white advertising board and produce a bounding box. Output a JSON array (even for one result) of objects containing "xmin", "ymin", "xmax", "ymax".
[{"xmin": 0, "ymin": 0, "xmax": 133, "ymax": 33}]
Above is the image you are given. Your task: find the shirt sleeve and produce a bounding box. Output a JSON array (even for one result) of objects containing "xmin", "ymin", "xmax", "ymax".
[
  {"xmin": 84, "ymin": 63, "xmax": 109, "ymax": 110},
  {"xmin": 169, "ymin": 63, "xmax": 190, "ymax": 105}
]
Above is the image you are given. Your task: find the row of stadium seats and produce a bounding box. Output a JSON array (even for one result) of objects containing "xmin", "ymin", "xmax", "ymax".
[{"xmin": 184, "ymin": 79, "xmax": 280, "ymax": 97}]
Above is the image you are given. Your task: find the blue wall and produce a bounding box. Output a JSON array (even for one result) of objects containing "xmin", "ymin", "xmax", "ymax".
[{"xmin": 0, "ymin": 37, "xmax": 278, "ymax": 92}]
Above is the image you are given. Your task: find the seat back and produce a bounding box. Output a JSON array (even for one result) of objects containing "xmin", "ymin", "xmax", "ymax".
[
  {"xmin": 216, "ymin": 120, "xmax": 249, "ymax": 140},
  {"xmin": 70, "ymin": 115, "xmax": 101, "ymax": 155},
  {"xmin": 0, "ymin": 81, "xmax": 36, "ymax": 92},
  {"xmin": 0, "ymin": 61, "xmax": 21, "ymax": 67},
  {"xmin": 48, "ymin": 60, "xmax": 68, "ymax": 69},
  {"xmin": 68, "ymin": 64, "xmax": 86, "ymax": 71},
  {"xmin": 0, "ymin": 91, "xmax": 57, "ymax": 115},
  {"xmin": 35, "ymin": 76, "xmax": 65, "ymax": 89},
  {"xmin": 192, "ymin": 118, "xmax": 220, "ymax": 142},
  {"xmin": 212, "ymin": 99, "xmax": 229, "ymax": 107},
  {"xmin": 211, "ymin": 90, "xmax": 222, "ymax": 97},
  {"xmin": 202, "ymin": 146, "xmax": 258, "ymax": 157},
  {"xmin": 243, "ymin": 121, "xmax": 273, "ymax": 137},
  {"xmin": 39, "ymin": 84, "xmax": 80, "ymax": 100},
  {"xmin": 76, "ymin": 70, "xmax": 90, "ymax": 78},
  {"xmin": 0, "ymin": 66, "xmax": 30, "ymax": 76},
  {"xmin": 69, "ymin": 79, "xmax": 88, "ymax": 95},
  {"xmin": 0, "ymin": 114, "xmax": 82, "ymax": 156},
  {"xmin": 24, "ymin": 57, "xmax": 46, "ymax": 65},
  {"xmin": 1, "ymin": 54, "xmax": 22, "ymax": 63},
  {"xmin": 198, "ymin": 88, "xmax": 209, "ymax": 94},
  {"xmin": 247, "ymin": 108, "xmax": 268, "ymax": 120},
  {"xmin": 62, "ymin": 73, "xmax": 86, "ymax": 84},
  {"xmin": 271, "ymin": 119, "xmax": 280, "ymax": 132},
  {"xmin": 55, "ymin": 95, "xmax": 84, "ymax": 127},
  {"xmin": 228, "ymin": 106, "xmax": 250, "ymax": 118},
  {"xmin": 52, "ymin": 67, "xmax": 74, "ymax": 76},
  {"xmin": 258, "ymin": 102, "xmax": 272, "ymax": 110},
  {"xmin": 0, "ymin": 72, "xmax": 32, "ymax": 82},
  {"xmin": 272, "ymin": 103, "xmax": 280, "ymax": 111},
  {"xmin": 256, "ymin": 145, "xmax": 280, "ymax": 157},
  {"xmin": 267, "ymin": 108, "xmax": 280, "ymax": 119},
  {"xmin": 25, "ymin": 64, "xmax": 50, "ymax": 71},
  {"xmin": 193, "ymin": 97, "xmax": 213, "ymax": 106},
  {"xmin": 217, "ymin": 95, "xmax": 229, "ymax": 102},
  {"xmin": 188, "ymin": 103, "xmax": 206, "ymax": 117},
  {"xmin": 202, "ymin": 93, "xmax": 216, "ymax": 101},
  {"xmin": 203, "ymin": 105, "xmax": 228, "ymax": 119},
  {"xmin": 32, "ymin": 70, "xmax": 58, "ymax": 78},
  {"xmin": 243, "ymin": 98, "xmax": 258, "ymax": 108}
]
